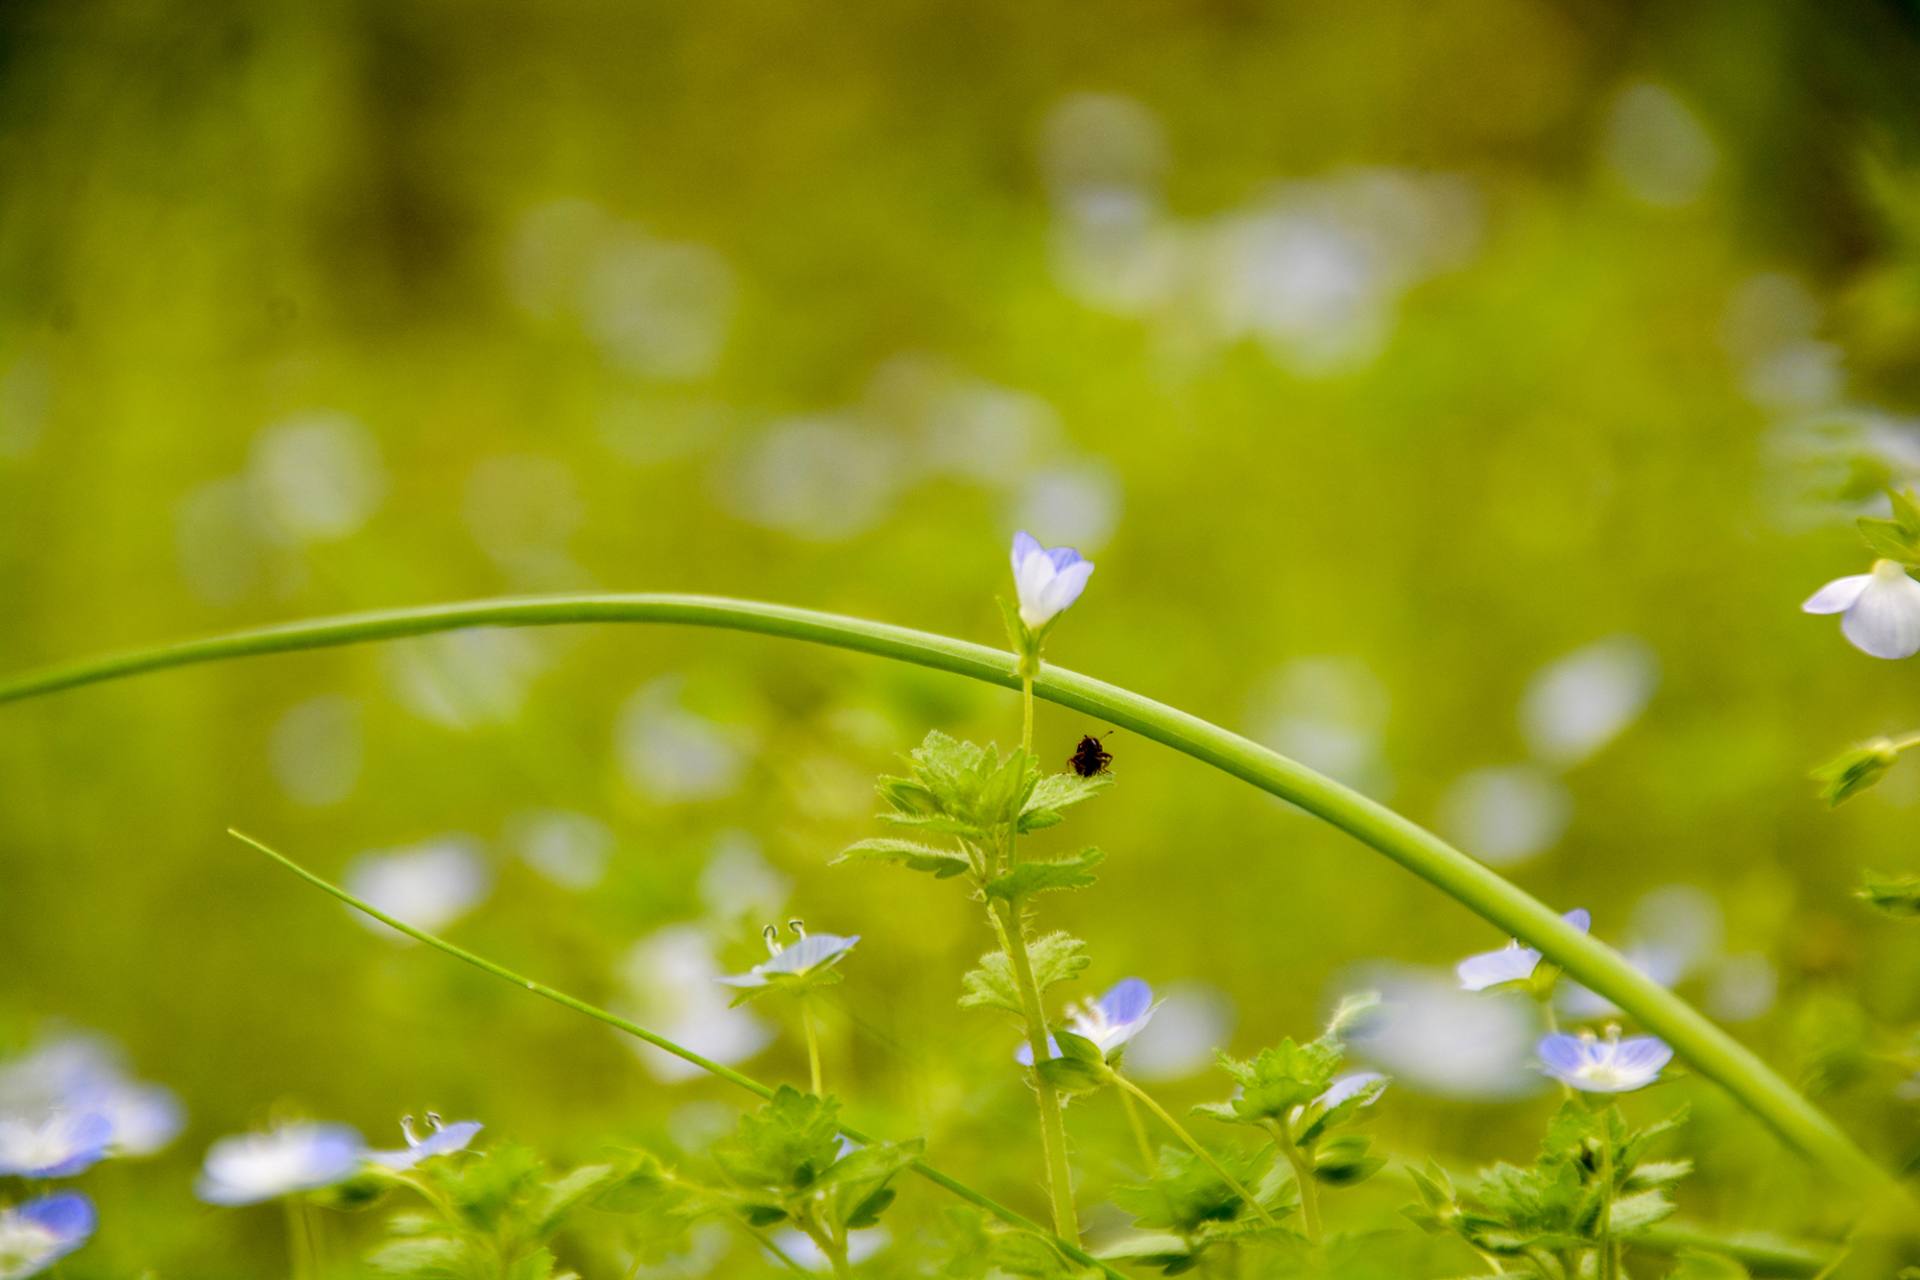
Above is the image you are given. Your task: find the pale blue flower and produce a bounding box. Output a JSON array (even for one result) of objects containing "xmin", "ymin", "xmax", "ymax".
[
  {"xmin": 717, "ymin": 925, "xmax": 860, "ymax": 994},
  {"xmin": 1010, "ymin": 531, "xmax": 1095, "ymax": 630},
  {"xmin": 0, "ymin": 1034, "xmax": 182, "ymax": 1160},
  {"xmin": 369, "ymin": 1114, "xmax": 482, "ymax": 1171},
  {"xmin": 1537, "ymin": 1029, "xmax": 1672, "ymax": 1093},
  {"xmin": 195, "ymin": 1123, "xmax": 366, "ymax": 1206},
  {"xmin": 0, "ymin": 1112, "xmax": 112, "ymax": 1179},
  {"xmin": 1017, "ymin": 978, "xmax": 1158, "ymax": 1065},
  {"xmin": 1804, "ymin": 560, "xmax": 1920, "ymax": 659},
  {"xmin": 0, "ymin": 1192, "xmax": 95, "ymax": 1279},
  {"xmin": 1456, "ymin": 909, "xmax": 1590, "ymax": 993}
]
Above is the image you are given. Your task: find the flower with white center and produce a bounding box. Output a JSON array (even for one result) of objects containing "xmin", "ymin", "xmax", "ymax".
[
  {"xmin": 195, "ymin": 1123, "xmax": 366, "ymax": 1206},
  {"xmin": 1017, "ymin": 977, "xmax": 1158, "ymax": 1065},
  {"xmin": 343, "ymin": 841, "xmax": 490, "ymax": 940},
  {"xmin": 0, "ymin": 1034, "xmax": 183, "ymax": 1161},
  {"xmin": 0, "ymin": 1112, "xmax": 112, "ymax": 1179},
  {"xmin": 1456, "ymin": 910, "xmax": 1591, "ymax": 993},
  {"xmin": 1803, "ymin": 559, "xmax": 1920, "ymax": 659},
  {"xmin": 1010, "ymin": 531, "xmax": 1095, "ymax": 631},
  {"xmin": 1537, "ymin": 1028, "xmax": 1672, "ymax": 1094},
  {"xmin": 368, "ymin": 1114, "xmax": 482, "ymax": 1171},
  {"xmin": 716, "ymin": 923, "xmax": 859, "ymax": 1001},
  {"xmin": 0, "ymin": 1192, "xmax": 95, "ymax": 1279}
]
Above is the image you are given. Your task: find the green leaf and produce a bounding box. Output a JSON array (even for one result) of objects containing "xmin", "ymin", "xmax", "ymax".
[
  {"xmin": 1667, "ymin": 1251, "xmax": 1751, "ymax": 1280},
  {"xmin": 1206, "ymin": 1037, "xmax": 1342, "ymax": 1126},
  {"xmin": 1856, "ymin": 515, "xmax": 1918, "ymax": 561},
  {"xmin": 1110, "ymin": 1145, "xmax": 1281, "ymax": 1236},
  {"xmin": 1037, "ymin": 1056, "xmax": 1109, "ymax": 1094},
  {"xmin": 506, "ymin": 1248, "xmax": 557, "ymax": 1280},
  {"xmin": 1054, "ymin": 1029, "xmax": 1103, "ymax": 1063},
  {"xmin": 877, "ymin": 731, "xmax": 1038, "ymax": 840},
  {"xmin": 986, "ymin": 848, "xmax": 1104, "ymax": 902},
  {"xmin": 1311, "ymin": 1133, "xmax": 1383, "ymax": 1185},
  {"xmin": 1019, "ymin": 772, "xmax": 1114, "ymax": 832},
  {"xmin": 958, "ymin": 932, "xmax": 1089, "ymax": 1014},
  {"xmin": 992, "ymin": 1232, "xmax": 1100, "ymax": 1280},
  {"xmin": 714, "ymin": 1087, "xmax": 845, "ymax": 1193},
  {"xmin": 834, "ymin": 837, "xmax": 974, "ymax": 879},
  {"xmin": 366, "ymin": 1236, "xmax": 467, "ymax": 1277},
  {"xmin": 1859, "ymin": 870, "xmax": 1920, "ymax": 918},
  {"xmin": 1891, "ymin": 488, "xmax": 1920, "ymax": 538},
  {"xmin": 1624, "ymin": 1158, "xmax": 1692, "ymax": 1189},
  {"xmin": 1609, "ymin": 1188, "xmax": 1676, "ymax": 1234},
  {"xmin": 537, "ymin": 1162, "xmax": 620, "ymax": 1232},
  {"xmin": 1812, "ymin": 739, "xmax": 1900, "ymax": 806}
]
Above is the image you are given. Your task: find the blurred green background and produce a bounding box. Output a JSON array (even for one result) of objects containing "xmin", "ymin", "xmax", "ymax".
[{"xmin": 5, "ymin": 0, "xmax": 1920, "ymax": 1273}]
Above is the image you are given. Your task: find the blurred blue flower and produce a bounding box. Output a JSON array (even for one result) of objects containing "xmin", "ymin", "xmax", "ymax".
[
  {"xmin": 0, "ymin": 1112, "xmax": 112, "ymax": 1179},
  {"xmin": 369, "ymin": 1113, "xmax": 482, "ymax": 1171},
  {"xmin": 1017, "ymin": 977, "xmax": 1158, "ymax": 1064},
  {"xmin": 0, "ymin": 1034, "xmax": 183, "ymax": 1159},
  {"xmin": 1010, "ymin": 531, "xmax": 1095, "ymax": 630},
  {"xmin": 716, "ymin": 924, "xmax": 860, "ymax": 994},
  {"xmin": 0, "ymin": 1192, "xmax": 95, "ymax": 1279},
  {"xmin": 1537, "ymin": 1029, "xmax": 1672, "ymax": 1093},
  {"xmin": 1803, "ymin": 560, "xmax": 1920, "ymax": 659},
  {"xmin": 195, "ymin": 1123, "xmax": 366, "ymax": 1206},
  {"xmin": 1456, "ymin": 909, "xmax": 1590, "ymax": 993}
]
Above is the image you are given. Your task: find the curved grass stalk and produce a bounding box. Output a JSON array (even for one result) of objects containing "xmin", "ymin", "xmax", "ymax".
[
  {"xmin": 0, "ymin": 593, "xmax": 1901, "ymax": 1206},
  {"xmin": 226, "ymin": 830, "xmax": 1127, "ymax": 1280}
]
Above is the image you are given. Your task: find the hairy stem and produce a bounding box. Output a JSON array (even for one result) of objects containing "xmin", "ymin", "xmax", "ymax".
[
  {"xmin": 1113, "ymin": 1075, "xmax": 1273, "ymax": 1225},
  {"xmin": 227, "ymin": 831, "xmax": 1125, "ymax": 1280},
  {"xmin": 991, "ymin": 898, "xmax": 1082, "ymax": 1245},
  {"xmin": 0, "ymin": 596, "xmax": 1896, "ymax": 1204},
  {"xmin": 1263, "ymin": 1120, "xmax": 1321, "ymax": 1243}
]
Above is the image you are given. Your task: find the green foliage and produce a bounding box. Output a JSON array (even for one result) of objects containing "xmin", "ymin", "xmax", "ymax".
[
  {"xmin": 876, "ymin": 731, "xmax": 1039, "ymax": 842},
  {"xmin": 1405, "ymin": 1101, "xmax": 1689, "ymax": 1271},
  {"xmin": 834, "ymin": 836, "xmax": 975, "ymax": 878},
  {"xmin": 1856, "ymin": 489, "xmax": 1920, "ymax": 563},
  {"xmin": 1019, "ymin": 772, "xmax": 1114, "ymax": 833},
  {"xmin": 709, "ymin": 1088, "xmax": 919, "ymax": 1239},
  {"xmin": 1199, "ymin": 1037, "xmax": 1342, "ymax": 1127},
  {"xmin": 1858, "ymin": 869, "xmax": 1920, "ymax": 918},
  {"xmin": 1105, "ymin": 1146, "xmax": 1294, "ymax": 1273},
  {"xmin": 1812, "ymin": 739, "xmax": 1901, "ymax": 806},
  {"xmin": 986, "ymin": 848, "xmax": 1105, "ymax": 903},
  {"xmin": 363, "ymin": 1143, "xmax": 623, "ymax": 1280},
  {"xmin": 958, "ymin": 931, "xmax": 1089, "ymax": 1014}
]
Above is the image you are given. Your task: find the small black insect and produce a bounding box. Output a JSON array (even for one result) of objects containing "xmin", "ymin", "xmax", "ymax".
[{"xmin": 1068, "ymin": 733, "xmax": 1113, "ymax": 778}]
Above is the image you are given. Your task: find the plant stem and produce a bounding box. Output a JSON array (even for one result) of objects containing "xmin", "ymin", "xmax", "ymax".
[
  {"xmin": 1117, "ymin": 1086, "xmax": 1157, "ymax": 1174},
  {"xmin": 0, "ymin": 597, "xmax": 1893, "ymax": 1205},
  {"xmin": 1263, "ymin": 1120, "xmax": 1321, "ymax": 1243},
  {"xmin": 991, "ymin": 898, "xmax": 1082, "ymax": 1245},
  {"xmin": 802, "ymin": 1001, "xmax": 824, "ymax": 1096},
  {"xmin": 228, "ymin": 831, "xmax": 1125, "ymax": 1280},
  {"xmin": 1598, "ymin": 1128, "xmax": 1617, "ymax": 1280},
  {"xmin": 1110, "ymin": 1075, "xmax": 1273, "ymax": 1225},
  {"xmin": 1022, "ymin": 673, "xmax": 1035, "ymax": 754},
  {"xmin": 284, "ymin": 1198, "xmax": 311, "ymax": 1280}
]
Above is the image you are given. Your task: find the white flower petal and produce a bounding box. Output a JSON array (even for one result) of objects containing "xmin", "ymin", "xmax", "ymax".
[
  {"xmin": 1802, "ymin": 573, "xmax": 1872, "ymax": 614},
  {"xmin": 1843, "ymin": 570, "xmax": 1920, "ymax": 659}
]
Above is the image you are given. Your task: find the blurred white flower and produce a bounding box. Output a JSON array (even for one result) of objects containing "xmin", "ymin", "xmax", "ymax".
[
  {"xmin": 0, "ymin": 1034, "xmax": 183, "ymax": 1161},
  {"xmin": 269, "ymin": 695, "xmax": 363, "ymax": 808},
  {"xmin": 506, "ymin": 810, "xmax": 614, "ymax": 891},
  {"xmin": 386, "ymin": 630, "xmax": 546, "ymax": 729},
  {"xmin": 248, "ymin": 413, "xmax": 386, "ymax": 543},
  {"xmin": 1560, "ymin": 885, "xmax": 1722, "ymax": 1020},
  {"xmin": 699, "ymin": 833, "xmax": 790, "ymax": 921},
  {"xmin": 1347, "ymin": 966, "xmax": 1544, "ymax": 1100},
  {"xmin": 1010, "ymin": 531, "xmax": 1096, "ymax": 631},
  {"xmin": 618, "ymin": 679, "xmax": 749, "ymax": 803},
  {"xmin": 1248, "ymin": 657, "xmax": 1391, "ymax": 792},
  {"xmin": 1113, "ymin": 982, "xmax": 1234, "ymax": 1082},
  {"xmin": 1014, "ymin": 463, "xmax": 1122, "ymax": 553},
  {"xmin": 1436, "ymin": 766, "xmax": 1570, "ymax": 867},
  {"xmin": 618, "ymin": 928, "xmax": 772, "ymax": 1082},
  {"xmin": 196, "ymin": 1123, "xmax": 365, "ymax": 1206},
  {"xmin": 582, "ymin": 234, "xmax": 733, "ymax": 380},
  {"xmin": 463, "ymin": 455, "xmax": 586, "ymax": 585},
  {"xmin": 344, "ymin": 840, "xmax": 491, "ymax": 940},
  {"xmin": 1706, "ymin": 952, "xmax": 1777, "ymax": 1023},
  {"xmin": 718, "ymin": 416, "xmax": 903, "ymax": 542},
  {"xmin": 1519, "ymin": 636, "xmax": 1658, "ymax": 767},
  {"xmin": 1804, "ymin": 560, "xmax": 1920, "ymax": 659},
  {"xmin": 1602, "ymin": 83, "xmax": 1716, "ymax": 208}
]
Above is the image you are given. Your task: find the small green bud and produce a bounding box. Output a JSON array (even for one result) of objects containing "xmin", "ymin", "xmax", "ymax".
[{"xmin": 1812, "ymin": 738, "xmax": 1901, "ymax": 806}]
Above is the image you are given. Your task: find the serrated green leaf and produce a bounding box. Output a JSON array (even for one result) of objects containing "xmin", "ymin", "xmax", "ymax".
[
  {"xmin": 1019, "ymin": 772, "xmax": 1114, "ymax": 833},
  {"xmin": 1624, "ymin": 1158, "xmax": 1692, "ymax": 1189},
  {"xmin": 834, "ymin": 836, "xmax": 974, "ymax": 878},
  {"xmin": 987, "ymin": 848, "xmax": 1104, "ymax": 902},
  {"xmin": 1857, "ymin": 515, "xmax": 1919, "ymax": 560},
  {"xmin": 714, "ymin": 1087, "xmax": 845, "ymax": 1193},
  {"xmin": 1609, "ymin": 1188, "xmax": 1676, "ymax": 1233},
  {"xmin": 1207, "ymin": 1037, "xmax": 1342, "ymax": 1125},
  {"xmin": 366, "ymin": 1236, "xmax": 467, "ymax": 1277},
  {"xmin": 537, "ymin": 1162, "xmax": 620, "ymax": 1232},
  {"xmin": 958, "ymin": 932, "xmax": 1089, "ymax": 1014}
]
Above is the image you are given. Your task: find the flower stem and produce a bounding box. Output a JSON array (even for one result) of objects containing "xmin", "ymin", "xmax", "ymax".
[
  {"xmin": 990, "ymin": 898, "xmax": 1082, "ymax": 1245},
  {"xmin": 1111, "ymin": 1075, "xmax": 1273, "ymax": 1226},
  {"xmin": 802, "ymin": 1001, "xmax": 824, "ymax": 1096},
  {"xmin": 1022, "ymin": 673, "xmax": 1035, "ymax": 754},
  {"xmin": 228, "ymin": 830, "xmax": 1125, "ymax": 1280},
  {"xmin": 0, "ymin": 597, "xmax": 1893, "ymax": 1206},
  {"xmin": 1117, "ymin": 1086, "xmax": 1157, "ymax": 1174},
  {"xmin": 1261, "ymin": 1120, "xmax": 1321, "ymax": 1242}
]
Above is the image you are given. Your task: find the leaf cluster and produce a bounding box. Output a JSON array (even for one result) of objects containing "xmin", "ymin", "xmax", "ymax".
[
  {"xmin": 1104, "ymin": 1146, "xmax": 1296, "ymax": 1274},
  {"xmin": 712, "ymin": 1087, "xmax": 920, "ymax": 1237},
  {"xmin": 1405, "ymin": 1102, "xmax": 1690, "ymax": 1267}
]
